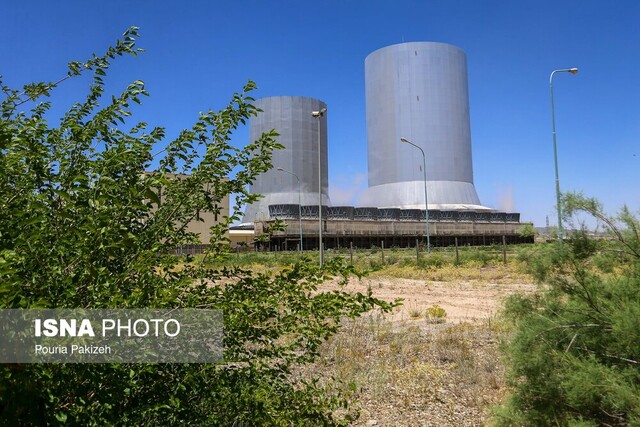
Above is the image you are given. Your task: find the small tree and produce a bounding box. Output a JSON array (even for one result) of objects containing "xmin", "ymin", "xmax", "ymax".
[
  {"xmin": 495, "ymin": 192, "xmax": 640, "ymax": 426},
  {"xmin": 0, "ymin": 27, "xmax": 393, "ymax": 425},
  {"xmin": 518, "ymin": 223, "xmax": 537, "ymax": 240}
]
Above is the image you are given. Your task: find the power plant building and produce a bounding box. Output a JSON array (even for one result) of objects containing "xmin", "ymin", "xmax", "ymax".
[
  {"xmin": 242, "ymin": 96, "xmax": 330, "ymax": 223},
  {"xmin": 239, "ymin": 43, "xmax": 530, "ymax": 249},
  {"xmin": 360, "ymin": 42, "xmax": 486, "ymax": 210}
]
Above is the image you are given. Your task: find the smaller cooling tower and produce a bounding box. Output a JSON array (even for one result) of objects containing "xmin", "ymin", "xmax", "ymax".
[
  {"xmin": 242, "ymin": 96, "xmax": 330, "ymax": 223},
  {"xmin": 360, "ymin": 42, "xmax": 488, "ymax": 210}
]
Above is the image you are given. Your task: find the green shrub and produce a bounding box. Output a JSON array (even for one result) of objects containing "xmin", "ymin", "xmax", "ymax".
[
  {"xmin": 0, "ymin": 28, "xmax": 393, "ymax": 426},
  {"xmin": 459, "ymin": 248, "xmax": 495, "ymax": 266},
  {"xmin": 425, "ymin": 304, "xmax": 447, "ymax": 323},
  {"xmin": 399, "ymin": 257, "xmax": 416, "ymax": 267},
  {"xmin": 368, "ymin": 258, "xmax": 384, "ymax": 270},
  {"xmin": 417, "ymin": 253, "xmax": 447, "ymax": 268},
  {"xmin": 495, "ymin": 193, "xmax": 640, "ymax": 426},
  {"xmin": 385, "ymin": 255, "xmax": 400, "ymax": 265}
]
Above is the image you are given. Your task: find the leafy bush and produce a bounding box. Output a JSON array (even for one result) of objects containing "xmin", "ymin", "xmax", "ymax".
[
  {"xmin": 495, "ymin": 193, "xmax": 640, "ymax": 426},
  {"xmin": 518, "ymin": 223, "xmax": 537, "ymax": 239},
  {"xmin": 0, "ymin": 28, "xmax": 393, "ymax": 426}
]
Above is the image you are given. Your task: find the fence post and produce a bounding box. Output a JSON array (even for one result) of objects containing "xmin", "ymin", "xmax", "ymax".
[
  {"xmin": 416, "ymin": 238, "xmax": 420, "ymax": 261},
  {"xmin": 502, "ymin": 235, "xmax": 507, "ymax": 265},
  {"xmin": 455, "ymin": 237, "xmax": 459, "ymax": 265},
  {"xmin": 350, "ymin": 241, "xmax": 353, "ymax": 265},
  {"xmin": 381, "ymin": 240, "xmax": 385, "ymax": 264}
]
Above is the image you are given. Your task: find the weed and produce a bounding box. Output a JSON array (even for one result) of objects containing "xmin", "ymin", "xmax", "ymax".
[
  {"xmin": 418, "ymin": 253, "xmax": 446, "ymax": 268},
  {"xmin": 386, "ymin": 255, "xmax": 400, "ymax": 265},
  {"xmin": 425, "ymin": 304, "xmax": 447, "ymax": 323},
  {"xmin": 408, "ymin": 304, "xmax": 423, "ymax": 319},
  {"xmin": 309, "ymin": 316, "xmax": 507, "ymax": 425}
]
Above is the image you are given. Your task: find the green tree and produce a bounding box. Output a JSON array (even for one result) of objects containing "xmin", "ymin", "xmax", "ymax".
[
  {"xmin": 495, "ymin": 192, "xmax": 640, "ymax": 426},
  {"xmin": 0, "ymin": 27, "xmax": 393, "ymax": 425},
  {"xmin": 518, "ymin": 223, "xmax": 537, "ymax": 239}
]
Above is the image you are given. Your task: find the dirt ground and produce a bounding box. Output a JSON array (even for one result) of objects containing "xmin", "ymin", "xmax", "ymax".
[
  {"xmin": 323, "ymin": 275, "xmax": 537, "ymax": 325},
  {"xmin": 316, "ymin": 273, "xmax": 538, "ymax": 426}
]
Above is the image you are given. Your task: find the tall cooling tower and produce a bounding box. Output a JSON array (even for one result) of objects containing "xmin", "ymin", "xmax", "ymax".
[
  {"xmin": 360, "ymin": 42, "xmax": 487, "ymax": 210},
  {"xmin": 242, "ymin": 96, "xmax": 330, "ymax": 223}
]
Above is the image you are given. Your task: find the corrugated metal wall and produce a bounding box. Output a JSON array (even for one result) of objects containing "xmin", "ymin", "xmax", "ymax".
[
  {"xmin": 361, "ymin": 42, "xmax": 485, "ymax": 210},
  {"xmin": 243, "ymin": 96, "xmax": 330, "ymax": 222}
]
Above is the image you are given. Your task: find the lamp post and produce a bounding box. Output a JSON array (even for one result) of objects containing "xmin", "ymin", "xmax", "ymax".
[
  {"xmin": 401, "ymin": 137, "xmax": 430, "ymax": 253},
  {"xmin": 276, "ymin": 167, "xmax": 303, "ymax": 252},
  {"xmin": 312, "ymin": 107, "xmax": 327, "ymax": 266},
  {"xmin": 550, "ymin": 68, "xmax": 578, "ymax": 244}
]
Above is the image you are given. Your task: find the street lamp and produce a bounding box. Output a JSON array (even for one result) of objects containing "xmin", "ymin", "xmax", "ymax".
[
  {"xmin": 550, "ymin": 67, "xmax": 578, "ymax": 244},
  {"xmin": 276, "ymin": 167, "xmax": 303, "ymax": 252},
  {"xmin": 312, "ymin": 107, "xmax": 327, "ymax": 266},
  {"xmin": 401, "ymin": 137, "xmax": 430, "ymax": 253}
]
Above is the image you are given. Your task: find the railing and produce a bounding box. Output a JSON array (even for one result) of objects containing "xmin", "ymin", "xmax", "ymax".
[{"xmin": 267, "ymin": 205, "xmax": 521, "ymax": 223}]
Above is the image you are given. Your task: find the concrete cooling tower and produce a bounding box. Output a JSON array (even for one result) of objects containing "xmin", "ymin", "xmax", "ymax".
[
  {"xmin": 242, "ymin": 96, "xmax": 330, "ymax": 223},
  {"xmin": 360, "ymin": 42, "xmax": 488, "ymax": 210}
]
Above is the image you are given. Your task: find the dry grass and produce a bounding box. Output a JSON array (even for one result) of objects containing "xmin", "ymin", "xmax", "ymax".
[
  {"xmin": 200, "ymin": 248, "xmax": 537, "ymax": 425},
  {"xmin": 367, "ymin": 263, "xmax": 530, "ymax": 284},
  {"xmin": 306, "ymin": 261, "xmax": 536, "ymax": 426},
  {"xmin": 312, "ymin": 314, "xmax": 510, "ymax": 426}
]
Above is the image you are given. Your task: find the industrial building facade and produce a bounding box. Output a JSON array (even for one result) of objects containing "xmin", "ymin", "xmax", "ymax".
[
  {"xmin": 253, "ymin": 205, "xmax": 530, "ymax": 251},
  {"xmin": 361, "ymin": 42, "xmax": 485, "ymax": 210},
  {"xmin": 242, "ymin": 96, "xmax": 329, "ymax": 223},
  {"xmin": 238, "ymin": 41, "xmax": 530, "ymax": 250}
]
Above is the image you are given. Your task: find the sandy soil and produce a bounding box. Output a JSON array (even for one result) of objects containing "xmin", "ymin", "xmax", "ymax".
[
  {"xmin": 323, "ymin": 276, "xmax": 537, "ymax": 324},
  {"xmin": 315, "ymin": 273, "xmax": 538, "ymax": 426}
]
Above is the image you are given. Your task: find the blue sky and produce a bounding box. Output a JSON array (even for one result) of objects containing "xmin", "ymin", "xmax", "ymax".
[{"xmin": 2, "ymin": 0, "xmax": 638, "ymax": 227}]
